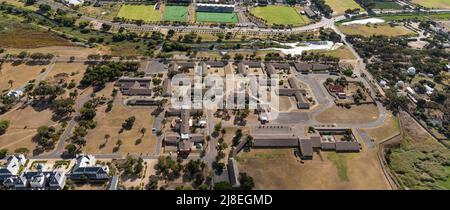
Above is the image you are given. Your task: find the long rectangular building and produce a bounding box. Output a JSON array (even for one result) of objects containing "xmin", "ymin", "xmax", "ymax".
[{"xmin": 196, "ymin": 3, "xmax": 235, "ymax": 13}]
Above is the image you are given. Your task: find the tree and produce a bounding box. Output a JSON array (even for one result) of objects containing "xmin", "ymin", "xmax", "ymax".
[
  {"xmin": 385, "ymin": 88, "xmax": 408, "ymax": 114},
  {"xmin": 39, "ymin": 4, "xmax": 52, "ymax": 13},
  {"xmin": 51, "ymin": 98, "xmax": 75, "ymax": 116},
  {"xmin": 0, "ymin": 120, "xmax": 10, "ymax": 135},
  {"xmin": 116, "ymin": 139, "xmax": 123, "ymax": 147},
  {"xmin": 122, "ymin": 116, "xmax": 136, "ymax": 130},
  {"xmin": 7, "ymin": 80, "xmax": 13, "ymax": 89},
  {"xmin": 0, "ymin": 149, "xmax": 8, "ymax": 159},
  {"xmin": 239, "ymin": 173, "xmax": 255, "ymax": 190},
  {"xmin": 147, "ymin": 175, "xmax": 159, "ymax": 190},
  {"xmin": 74, "ymin": 137, "xmax": 86, "ymax": 147},
  {"xmin": 65, "ymin": 144, "xmax": 77, "ymax": 157},
  {"xmin": 140, "ymin": 128, "xmax": 147, "ymax": 136},
  {"xmin": 214, "ymin": 122, "xmax": 222, "ymax": 134},
  {"xmin": 14, "ymin": 147, "xmax": 29, "ymax": 154},
  {"xmin": 213, "ymin": 181, "xmax": 232, "ymax": 190}
]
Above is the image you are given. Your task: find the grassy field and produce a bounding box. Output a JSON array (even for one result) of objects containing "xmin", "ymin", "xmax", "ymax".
[
  {"xmin": 79, "ymin": 4, "xmax": 120, "ymax": 21},
  {"xmin": 363, "ymin": 113, "xmax": 400, "ymax": 142},
  {"xmin": 164, "ymin": 6, "xmax": 188, "ymax": 21},
  {"xmin": 372, "ymin": 0, "xmax": 403, "ymax": 9},
  {"xmin": 249, "ymin": 6, "xmax": 308, "ymax": 25},
  {"xmin": 387, "ymin": 111, "xmax": 450, "ymax": 190},
  {"xmin": 311, "ymin": 45, "xmax": 356, "ymax": 59},
  {"xmin": 338, "ymin": 24, "xmax": 416, "ymax": 37},
  {"xmin": 316, "ymin": 104, "xmax": 380, "ymax": 124},
  {"xmin": 0, "ymin": 105, "xmax": 58, "ymax": 156},
  {"xmin": 44, "ymin": 62, "xmax": 88, "ymax": 96},
  {"xmin": 412, "ymin": 0, "xmax": 450, "ymax": 9},
  {"xmin": 237, "ymin": 149, "xmax": 390, "ymax": 189},
  {"xmin": 325, "ymin": 0, "xmax": 364, "ymax": 15},
  {"xmin": 117, "ymin": 5, "xmax": 161, "ymax": 22},
  {"xmin": 196, "ymin": 12, "xmax": 239, "ymax": 23},
  {"xmin": 377, "ymin": 12, "xmax": 450, "ymax": 21},
  {"xmin": 83, "ymin": 86, "xmax": 157, "ymax": 155},
  {"xmin": 0, "ymin": 14, "xmax": 72, "ymax": 48},
  {"xmin": 0, "ymin": 63, "xmax": 50, "ymax": 91}
]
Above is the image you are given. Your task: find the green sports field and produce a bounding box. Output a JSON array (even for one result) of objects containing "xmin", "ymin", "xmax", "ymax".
[
  {"xmin": 249, "ymin": 6, "xmax": 307, "ymax": 25},
  {"xmin": 372, "ymin": 0, "xmax": 403, "ymax": 9},
  {"xmin": 412, "ymin": 0, "xmax": 450, "ymax": 9},
  {"xmin": 196, "ymin": 12, "xmax": 239, "ymax": 23},
  {"xmin": 164, "ymin": 6, "xmax": 188, "ymax": 21},
  {"xmin": 117, "ymin": 5, "xmax": 161, "ymax": 22},
  {"xmin": 324, "ymin": 0, "xmax": 364, "ymax": 15}
]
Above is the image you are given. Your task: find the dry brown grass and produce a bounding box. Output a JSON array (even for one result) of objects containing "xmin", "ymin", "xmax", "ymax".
[
  {"xmin": 4, "ymin": 46, "xmax": 99, "ymax": 59},
  {"xmin": 278, "ymin": 96, "xmax": 295, "ymax": 112},
  {"xmin": 0, "ymin": 105, "xmax": 58, "ymax": 155},
  {"xmin": 45, "ymin": 62, "xmax": 88, "ymax": 86},
  {"xmin": 363, "ymin": 113, "xmax": 400, "ymax": 142},
  {"xmin": 0, "ymin": 19, "xmax": 72, "ymax": 49},
  {"xmin": 237, "ymin": 148, "xmax": 390, "ymax": 189},
  {"xmin": 338, "ymin": 24, "xmax": 416, "ymax": 37},
  {"xmin": 315, "ymin": 104, "xmax": 379, "ymax": 124},
  {"xmin": 0, "ymin": 63, "xmax": 49, "ymax": 91},
  {"xmin": 311, "ymin": 46, "xmax": 356, "ymax": 60},
  {"xmin": 83, "ymin": 95, "xmax": 157, "ymax": 155}
]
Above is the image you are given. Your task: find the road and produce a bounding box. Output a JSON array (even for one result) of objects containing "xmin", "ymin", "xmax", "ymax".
[
  {"xmin": 36, "ymin": 89, "xmax": 93, "ymax": 159},
  {"xmin": 23, "ymin": 1, "xmax": 400, "ymax": 161}
]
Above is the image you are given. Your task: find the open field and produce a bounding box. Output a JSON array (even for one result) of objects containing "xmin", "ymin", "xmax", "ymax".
[
  {"xmin": 117, "ymin": 5, "xmax": 161, "ymax": 22},
  {"xmin": 4, "ymin": 46, "xmax": 99, "ymax": 60},
  {"xmin": 84, "ymin": 91, "xmax": 158, "ymax": 155},
  {"xmin": 311, "ymin": 45, "xmax": 356, "ymax": 59},
  {"xmin": 196, "ymin": 12, "xmax": 239, "ymax": 23},
  {"xmin": 315, "ymin": 104, "xmax": 380, "ymax": 124},
  {"xmin": 377, "ymin": 12, "xmax": 450, "ymax": 21},
  {"xmin": 237, "ymin": 149, "xmax": 390, "ymax": 189},
  {"xmin": 164, "ymin": 6, "xmax": 188, "ymax": 22},
  {"xmin": 249, "ymin": 6, "xmax": 308, "ymax": 25},
  {"xmin": 387, "ymin": 111, "xmax": 450, "ymax": 190},
  {"xmin": 2, "ymin": 0, "xmax": 39, "ymax": 11},
  {"xmin": 0, "ymin": 14, "xmax": 72, "ymax": 48},
  {"xmin": 44, "ymin": 62, "xmax": 88, "ymax": 93},
  {"xmin": 0, "ymin": 105, "xmax": 58, "ymax": 155},
  {"xmin": 338, "ymin": 24, "xmax": 416, "ymax": 37},
  {"xmin": 325, "ymin": 0, "xmax": 364, "ymax": 16},
  {"xmin": 363, "ymin": 113, "xmax": 400, "ymax": 142},
  {"xmin": 79, "ymin": 4, "xmax": 120, "ymax": 21},
  {"xmin": 0, "ymin": 63, "xmax": 50, "ymax": 92},
  {"xmin": 412, "ymin": 0, "xmax": 450, "ymax": 9},
  {"xmin": 372, "ymin": 0, "xmax": 403, "ymax": 9}
]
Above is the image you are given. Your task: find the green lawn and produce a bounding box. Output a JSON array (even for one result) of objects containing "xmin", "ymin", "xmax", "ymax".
[
  {"xmin": 164, "ymin": 6, "xmax": 188, "ymax": 21},
  {"xmin": 249, "ymin": 6, "xmax": 307, "ymax": 25},
  {"xmin": 196, "ymin": 12, "xmax": 238, "ymax": 23},
  {"xmin": 372, "ymin": 0, "xmax": 403, "ymax": 9},
  {"xmin": 117, "ymin": 5, "xmax": 161, "ymax": 22},
  {"xmin": 325, "ymin": 0, "xmax": 364, "ymax": 15},
  {"xmin": 412, "ymin": 0, "xmax": 450, "ymax": 9},
  {"xmin": 377, "ymin": 12, "xmax": 450, "ymax": 21}
]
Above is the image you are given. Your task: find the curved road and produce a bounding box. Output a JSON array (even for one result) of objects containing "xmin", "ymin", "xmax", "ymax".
[{"xmin": 25, "ymin": 0, "xmax": 412, "ymax": 160}]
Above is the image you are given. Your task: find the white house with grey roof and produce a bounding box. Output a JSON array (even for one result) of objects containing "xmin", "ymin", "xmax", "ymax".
[
  {"xmin": 70, "ymin": 154, "xmax": 110, "ymax": 181},
  {"xmin": 0, "ymin": 154, "xmax": 26, "ymax": 181}
]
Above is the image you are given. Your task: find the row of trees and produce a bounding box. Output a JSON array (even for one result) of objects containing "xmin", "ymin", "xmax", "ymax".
[{"xmin": 80, "ymin": 62, "xmax": 140, "ymax": 87}]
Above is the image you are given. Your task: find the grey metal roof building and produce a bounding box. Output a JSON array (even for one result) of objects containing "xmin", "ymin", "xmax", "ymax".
[
  {"xmin": 228, "ymin": 158, "xmax": 241, "ymax": 188},
  {"xmin": 115, "ymin": 77, "xmax": 152, "ymax": 96},
  {"xmin": 299, "ymin": 139, "xmax": 313, "ymax": 160},
  {"xmin": 196, "ymin": 3, "xmax": 235, "ymax": 13}
]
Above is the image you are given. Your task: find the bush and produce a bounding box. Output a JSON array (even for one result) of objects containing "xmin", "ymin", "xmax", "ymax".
[
  {"xmin": 0, "ymin": 149, "xmax": 8, "ymax": 159},
  {"xmin": 0, "ymin": 120, "xmax": 10, "ymax": 135}
]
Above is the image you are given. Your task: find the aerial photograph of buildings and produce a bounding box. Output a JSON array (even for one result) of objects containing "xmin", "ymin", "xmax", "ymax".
[{"xmin": 0, "ymin": 0, "xmax": 449, "ymax": 194}]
